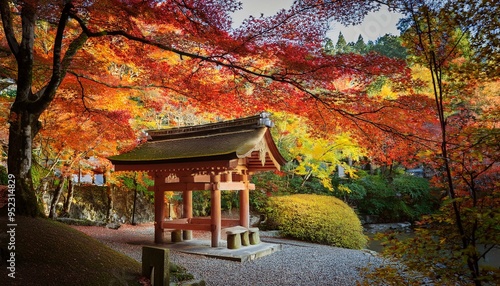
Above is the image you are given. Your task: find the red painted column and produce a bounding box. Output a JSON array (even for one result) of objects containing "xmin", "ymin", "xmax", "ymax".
[
  {"xmin": 240, "ymin": 173, "xmax": 250, "ymax": 228},
  {"xmin": 154, "ymin": 172, "xmax": 165, "ymax": 244},
  {"xmin": 211, "ymin": 173, "xmax": 221, "ymax": 247},
  {"xmin": 182, "ymin": 190, "xmax": 193, "ymax": 240}
]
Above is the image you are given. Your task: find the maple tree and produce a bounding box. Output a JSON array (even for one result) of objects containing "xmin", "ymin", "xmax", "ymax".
[
  {"xmin": 364, "ymin": 1, "xmax": 500, "ymax": 284},
  {"xmin": 111, "ymin": 171, "xmax": 154, "ymax": 224},
  {"xmin": 38, "ymin": 85, "xmax": 137, "ymax": 218}
]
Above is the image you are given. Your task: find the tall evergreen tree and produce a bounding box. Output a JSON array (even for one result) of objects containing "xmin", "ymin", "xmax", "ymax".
[
  {"xmin": 335, "ymin": 32, "xmax": 349, "ymax": 53},
  {"xmin": 370, "ymin": 34, "xmax": 407, "ymax": 59},
  {"xmin": 323, "ymin": 37, "xmax": 335, "ymax": 54},
  {"xmin": 353, "ymin": 34, "xmax": 367, "ymax": 54}
]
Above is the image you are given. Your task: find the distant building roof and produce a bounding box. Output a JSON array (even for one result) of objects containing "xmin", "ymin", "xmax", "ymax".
[{"xmin": 108, "ymin": 112, "xmax": 287, "ymax": 173}]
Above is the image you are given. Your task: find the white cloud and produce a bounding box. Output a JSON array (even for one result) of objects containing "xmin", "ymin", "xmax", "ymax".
[
  {"xmin": 328, "ymin": 7, "xmax": 402, "ymax": 42},
  {"xmin": 232, "ymin": 1, "xmax": 402, "ymax": 42}
]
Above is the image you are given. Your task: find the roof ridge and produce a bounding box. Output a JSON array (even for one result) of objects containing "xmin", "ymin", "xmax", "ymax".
[
  {"xmin": 145, "ymin": 112, "xmax": 273, "ymax": 141},
  {"xmin": 147, "ymin": 128, "xmax": 257, "ymax": 144}
]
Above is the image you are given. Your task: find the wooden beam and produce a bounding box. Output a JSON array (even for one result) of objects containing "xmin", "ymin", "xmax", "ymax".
[
  {"xmin": 113, "ymin": 159, "xmax": 239, "ymax": 172},
  {"xmin": 190, "ymin": 217, "xmax": 240, "ymax": 227},
  {"xmin": 177, "ymin": 174, "xmax": 211, "ymax": 183},
  {"xmin": 217, "ymin": 181, "xmax": 245, "ymax": 191},
  {"xmin": 163, "ymin": 182, "xmax": 212, "ymax": 191},
  {"xmin": 162, "ymin": 222, "xmax": 211, "ymax": 231}
]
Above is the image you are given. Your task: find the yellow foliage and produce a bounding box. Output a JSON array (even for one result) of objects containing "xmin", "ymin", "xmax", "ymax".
[
  {"xmin": 337, "ymin": 184, "xmax": 352, "ymax": 193},
  {"xmin": 271, "ymin": 112, "xmax": 366, "ymax": 190},
  {"xmin": 266, "ymin": 194, "xmax": 367, "ymax": 249},
  {"xmin": 379, "ymin": 84, "xmax": 398, "ymax": 100}
]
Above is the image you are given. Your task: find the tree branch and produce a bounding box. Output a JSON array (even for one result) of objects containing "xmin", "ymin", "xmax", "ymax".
[
  {"xmin": 33, "ymin": 4, "xmax": 88, "ymax": 115},
  {"xmin": 0, "ymin": 0, "xmax": 19, "ymax": 59}
]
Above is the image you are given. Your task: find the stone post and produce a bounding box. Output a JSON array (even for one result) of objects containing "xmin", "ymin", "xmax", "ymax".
[{"xmin": 142, "ymin": 246, "xmax": 169, "ymax": 286}]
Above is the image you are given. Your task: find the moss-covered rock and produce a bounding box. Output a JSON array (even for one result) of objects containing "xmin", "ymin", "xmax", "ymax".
[{"xmin": 265, "ymin": 194, "xmax": 367, "ymax": 249}]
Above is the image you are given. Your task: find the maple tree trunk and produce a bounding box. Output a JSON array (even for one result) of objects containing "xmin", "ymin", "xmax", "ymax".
[
  {"xmin": 131, "ymin": 187, "xmax": 138, "ymax": 225},
  {"xmin": 62, "ymin": 179, "xmax": 74, "ymax": 216},
  {"xmin": 2, "ymin": 1, "xmax": 81, "ymax": 217},
  {"xmin": 7, "ymin": 109, "xmax": 44, "ymax": 217},
  {"xmin": 106, "ymin": 185, "xmax": 113, "ymax": 222},
  {"xmin": 49, "ymin": 176, "xmax": 66, "ymax": 219}
]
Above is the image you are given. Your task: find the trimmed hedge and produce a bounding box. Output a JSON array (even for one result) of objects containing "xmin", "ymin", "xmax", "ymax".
[{"xmin": 265, "ymin": 194, "xmax": 367, "ymax": 249}]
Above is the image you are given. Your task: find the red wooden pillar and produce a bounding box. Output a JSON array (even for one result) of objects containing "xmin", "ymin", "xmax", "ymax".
[
  {"xmin": 240, "ymin": 173, "xmax": 250, "ymax": 228},
  {"xmin": 211, "ymin": 173, "xmax": 221, "ymax": 247},
  {"xmin": 182, "ymin": 190, "xmax": 193, "ymax": 240},
  {"xmin": 153, "ymin": 172, "xmax": 165, "ymax": 244}
]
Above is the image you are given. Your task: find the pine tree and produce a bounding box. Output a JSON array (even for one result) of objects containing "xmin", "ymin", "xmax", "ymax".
[
  {"xmin": 335, "ymin": 32, "xmax": 349, "ymax": 53},
  {"xmin": 353, "ymin": 35, "xmax": 367, "ymax": 54}
]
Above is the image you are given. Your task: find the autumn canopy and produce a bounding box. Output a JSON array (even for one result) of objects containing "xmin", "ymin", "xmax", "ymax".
[{"xmin": 0, "ymin": 0, "xmax": 428, "ymax": 216}]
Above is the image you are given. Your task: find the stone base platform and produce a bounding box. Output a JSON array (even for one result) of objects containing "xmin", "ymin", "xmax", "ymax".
[{"xmin": 162, "ymin": 239, "xmax": 282, "ymax": 262}]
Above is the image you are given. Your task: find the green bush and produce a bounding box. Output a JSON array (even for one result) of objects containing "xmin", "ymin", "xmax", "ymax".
[{"xmin": 264, "ymin": 194, "xmax": 367, "ymax": 249}]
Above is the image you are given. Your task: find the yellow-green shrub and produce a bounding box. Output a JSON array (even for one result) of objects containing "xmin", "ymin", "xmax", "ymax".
[{"xmin": 265, "ymin": 194, "xmax": 367, "ymax": 249}]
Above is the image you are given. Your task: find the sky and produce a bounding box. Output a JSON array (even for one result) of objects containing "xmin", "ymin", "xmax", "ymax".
[{"xmin": 232, "ymin": 0, "xmax": 402, "ymax": 43}]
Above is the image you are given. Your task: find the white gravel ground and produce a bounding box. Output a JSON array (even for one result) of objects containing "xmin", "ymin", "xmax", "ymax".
[{"xmin": 72, "ymin": 223, "xmax": 385, "ymax": 286}]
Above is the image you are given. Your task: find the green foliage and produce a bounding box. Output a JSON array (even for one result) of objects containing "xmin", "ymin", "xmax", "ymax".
[
  {"xmin": 335, "ymin": 32, "xmax": 350, "ymax": 54},
  {"xmin": 191, "ymin": 189, "xmax": 238, "ymax": 216},
  {"xmin": 192, "ymin": 190, "xmax": 211, "ymax": 216},
  {"xmin": 221, "ymin": 190, "xmax": 239, "ymax": 211},
  {"xmin": 324, "ymin": 33, "xmax": 406, "ymax": 58},
  {"xmin": 169, "ymin": 264, "xmax": 195, "ymax": 283},
  {"xmin": 249, "ymin": 188, "xmax": 269, "ymax": 213},
  {"xmin": 0, "ymin": 88, "xmax": 16, "ymax": 98},
  {"xmin": 354, "ymin": 35, "xmax": 367, "ymax": 54},
  {"xmin": 264, "ymin": 194, "xmax": 367, "ymax": 249},
  {"xmin": 252, "ymin": 168, "xmax": 436, "ymax": 224},
  {"xmin": 366, "ymin": 76, "xmax": 388, "ymax": 95},
  {"xmin": 31, "ymin": 160, "xmax": 51, "ymax": 190},
  {"xmin": 117, "ymin": 172, "xmax": 154, "ymax": 202},
  {"xmin": 333, "ymin": 173, "xmax": 437, "ymax": 222},
  {"xmin": 369, "ymin": 34, "xmax": 407, "ymax": 59},
  {"xmin": 391, "ymin": 174, "xmax": 435, "ymax": 217},
  {"xmin": 251, "ymin": 171, "xmax": 292, "ymax": 212}
]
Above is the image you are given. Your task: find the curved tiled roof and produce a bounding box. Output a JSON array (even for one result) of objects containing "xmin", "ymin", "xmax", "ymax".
[
  {"xmin": 108, "ymin": 128, "xmax": 268, "ymax": 163},
  {"xmin": 108, "ymin": 113, "xmax": 287, "ymax": 171}
]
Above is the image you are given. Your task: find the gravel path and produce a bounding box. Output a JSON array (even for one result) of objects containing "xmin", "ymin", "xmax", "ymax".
[{"xmin": 72, "ymin": 223, "xmax": 385, "ymax": 286}]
